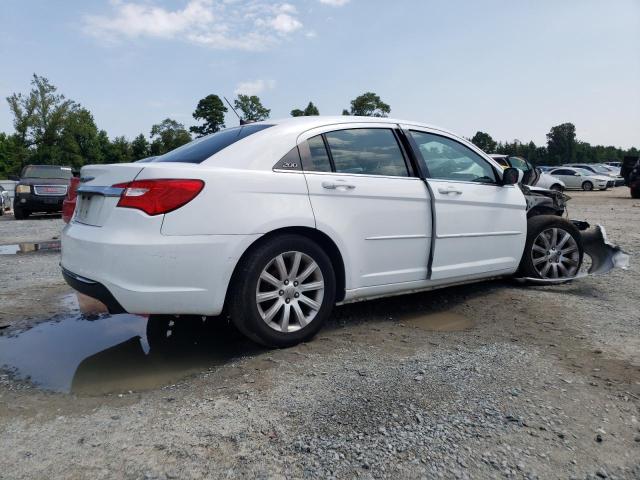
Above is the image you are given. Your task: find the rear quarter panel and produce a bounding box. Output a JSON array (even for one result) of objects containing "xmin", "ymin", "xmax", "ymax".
[{"xmin": 144, "ymin": 165, "xmax": 315, "ymax": 235}]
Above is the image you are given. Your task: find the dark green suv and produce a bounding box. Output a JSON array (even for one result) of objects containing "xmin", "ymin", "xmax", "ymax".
[{"xmin": 12, "ymin": 165, "xmax": 73, "ymax": 219}]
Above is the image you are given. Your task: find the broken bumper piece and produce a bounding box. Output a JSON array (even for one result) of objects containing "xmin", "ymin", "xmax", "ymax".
[{"xmin": 517, "ymin": 223, "xmax": 630, "ymax": 284}]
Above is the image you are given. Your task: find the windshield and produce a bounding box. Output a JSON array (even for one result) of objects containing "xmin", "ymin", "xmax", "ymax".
[
  {"xmin": 575, "ymin": 168, "xmax": 595, "ymax": 176},
  {"xmin": 153, "ymin": 124, "xmax": 273, "ymax": 164},
  {"xmin": 593, "ymin": 165, "xmax": 612, "ymax": 173},
  {"xmin": 21, "ymin": 166, "xmax": 73, "ymax": 179}
]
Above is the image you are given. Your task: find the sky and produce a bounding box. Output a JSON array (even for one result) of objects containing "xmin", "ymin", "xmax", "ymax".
[{"xmin": 1, "ymin": 0, "xmax": 639, "ymax": 148}]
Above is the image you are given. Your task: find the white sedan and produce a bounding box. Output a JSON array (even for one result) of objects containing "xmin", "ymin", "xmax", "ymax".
[
  {"xmin": 489, "ymin": 154, "xmax": 566, "ymax": 191},
  {"xmin": 62, "ymin": 117, "xmax": 591, "ymax": 347},
  {"xmin": 548, "ymin": 167, "xmax": 613, "ymax": 191}
]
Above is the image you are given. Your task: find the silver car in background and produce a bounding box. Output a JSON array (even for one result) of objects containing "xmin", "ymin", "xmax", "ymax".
[{"xmin": 549, "ymin": 167, "xmax": 612, "ymax": 191}]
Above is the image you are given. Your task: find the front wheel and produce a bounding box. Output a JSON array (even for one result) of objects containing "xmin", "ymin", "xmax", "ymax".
[
  {"xmin": 228, "ymin": 234, "xmax": 336, "ymax": 347},
  {"xmin": 13, "ymin": 206, "xmax": 29, "ymax": 220},
  {"xmin": 581, "ymin": 181, "xmax": 594, "ymax": 191},
  {"xmin": 519, "ymin": 216, "xmax": 584, "ymax": 280}
]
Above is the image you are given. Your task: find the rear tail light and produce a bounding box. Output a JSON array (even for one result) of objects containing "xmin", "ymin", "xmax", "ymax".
[{"xmin": 112, "ymin": 179, "xmax": 204, "ymax": 216}]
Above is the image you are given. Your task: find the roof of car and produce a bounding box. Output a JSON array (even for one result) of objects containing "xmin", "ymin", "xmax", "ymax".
[{"xmin": 252, "ymin": 115, "xmax": 458, "ymax": 137}]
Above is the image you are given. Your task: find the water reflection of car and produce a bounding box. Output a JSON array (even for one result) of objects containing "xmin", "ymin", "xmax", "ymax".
[
  {"xmin": 490, "ymin": 155, "xmax": 565, "ymax": 191},
  {"xmin": 549, "ymin": 167, "xmax": 612, "ymax": 191},
  {"xmin": 0, "ymin": 185, "xmax": 10, "ymax": 215}
]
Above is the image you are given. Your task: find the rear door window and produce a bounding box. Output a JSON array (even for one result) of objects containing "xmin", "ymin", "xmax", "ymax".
[
  {"xmin": 153, "ymin": 124, "xmax": 272, "ymax": 164},
  {"xmin": 324, "ymin": 128, "xmax": 409, "ymax": 177}
]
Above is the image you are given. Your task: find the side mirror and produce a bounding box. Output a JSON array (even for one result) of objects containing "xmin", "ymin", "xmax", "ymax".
[
  {"xmin": 502, "ymin": 167, "xmax": 522, "ymax": 185},
  {"xmin": 8, "ymin": 175, "xmax": 19, "ymax": 181},
  {"xmin": 574, "ymin": 172, "xmax": 581, "ymax": 176}
]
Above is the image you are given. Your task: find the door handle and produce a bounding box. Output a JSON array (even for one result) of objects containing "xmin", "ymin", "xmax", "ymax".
[
  {"xmin": 322, "ymin": 181, "xmax": 356, "ymax": 190},
  {"xmin": 437, "ymin": 186, "xmax": 463, "ymax": 195}
]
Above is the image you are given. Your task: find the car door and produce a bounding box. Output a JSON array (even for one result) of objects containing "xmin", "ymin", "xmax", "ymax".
[
  {"xmin": 299, "ymin": 124, "xmax": 431, "ymax": 289},
  {"xmin": 550, "ymin": 168, "xmax": 578, "ymax": 188},
  {"xmin": 405, "ymin": 128, "xmax": 526, "ymax": 280}
]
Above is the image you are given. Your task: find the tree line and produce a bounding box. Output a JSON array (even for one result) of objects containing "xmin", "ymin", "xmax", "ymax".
[
  {"xmin": 470, "ymin": 125, "xmax": 638, "ymax": 167},
  {"xmin": 1, "ymin": 74, "xmax": 636, "ymax": 178}
]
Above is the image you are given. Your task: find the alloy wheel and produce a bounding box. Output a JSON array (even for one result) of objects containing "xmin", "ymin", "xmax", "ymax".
[
  {"xmin": 255, "ymin": 251, "xmax": 325, "ymax": 333},
  {"xmin": 531, "ymin": 228, "xmax": 580, "ymax": 279}
]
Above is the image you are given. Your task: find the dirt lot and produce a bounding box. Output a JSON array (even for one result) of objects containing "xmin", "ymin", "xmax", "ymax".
[{"xmin": 0, "ymin": 190, "xmax": 639, "ymax": 479}]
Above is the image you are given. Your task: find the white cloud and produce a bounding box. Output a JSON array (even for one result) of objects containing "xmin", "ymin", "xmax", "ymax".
[
  {"xmin": 319, "ymin": 0, "xmax": 350, "ymax": 6},
  {"xmin": 269, "ymin": 13, "xmax": 302, "ymax": 33},
  {"xmin": 83, "ymin": 0, "xmax": 304, "ymax": 51},
  {"xmin": 234, "ymin": 79, "xmax": 276, "ymax": 96}
]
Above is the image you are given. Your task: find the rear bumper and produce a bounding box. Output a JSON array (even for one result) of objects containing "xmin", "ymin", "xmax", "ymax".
[
  {"xmin": 61, "ymin": 220, "xmax": 260, "ymax": 316},
  {"xmin": 61, "ymin": 267, "xmax": 126, "ymax": 314}
]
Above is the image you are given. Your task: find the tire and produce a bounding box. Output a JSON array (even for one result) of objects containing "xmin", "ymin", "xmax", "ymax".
[
  {"xmin": 518, "ymin": 215, "xmax": 584, "ymax": 280},
  {"xmin": 13, "ymin": 206, "xmax": 28, "ymax": 220},
  {"xmin": 632, "ymin": 188, "xmax": 640, "ymax": 199},
  {"xmin": 228, "ymin": 234, "xmax": 336, "ymax": 348},
  {"xmin": 550, "ymin": 184, "xmax": 563, "ymax": 192},
  {"xmin": 581, "ymin": 181, "xmax": 594, "ymax": 191}
]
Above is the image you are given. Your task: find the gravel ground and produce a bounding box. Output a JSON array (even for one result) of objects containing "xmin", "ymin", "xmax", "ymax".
[{"xmin": 0, "ymin": 190, "xmax": 638, "ymax": 479}]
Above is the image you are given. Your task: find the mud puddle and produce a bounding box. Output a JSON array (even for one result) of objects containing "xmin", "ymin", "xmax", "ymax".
[
  {"xmin": 401, "ymin": 311, "xmax": 474, "ymax": 331},
  {"xmin": 0, "ymin": 313, "xmax": 256, "ymax": 395},
  {"xmin": 0, "ymin": 240, "xmax": 61, "ymax": 255}
]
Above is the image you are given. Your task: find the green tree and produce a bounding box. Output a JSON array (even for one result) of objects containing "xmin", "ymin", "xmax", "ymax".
[
  {"xmin": 342, "ymin": 92, "xmax": 390, "ymax": 117},
  {"xmin": 6, "ymin": 74, "xmax": 77, "ymax": 165},
  {"xmin": 0, "ymin": 133, "xmax": 22, "ymax": 178},
  {"xmin": 59, "ymin": 108, "xmax": 102, "ymax": 169},
  {"xmin": 109, "ymin": 136, "xmax": 133, "ymax": 163},
  {"xmin": 471, "ymin": 131, "xmax": 497, "ymax": 153},
  {"xmin": 234, "ymin": 94, "xmax": 270, "ymax": 122},
  {"xmin": 149, "ymin": 118, "xmax": 192, "ymax": 155},
  {"xmin": 291, "ymin": 101, "xmax": 320, "ymax": 117},
  {"xmin": 97, "ymin": 130, "xmax": 112, "ymax": 164},
  {"xmin": 546, "ymin": 122, "xmax": 577, "ymax": 165},
  {"xmin": 131, "ymin": 134, "xmax": 150, "ymax": 160},
  {"xmin": 190, "ymin": 94, "xmax": 227, "ymax": 137}
]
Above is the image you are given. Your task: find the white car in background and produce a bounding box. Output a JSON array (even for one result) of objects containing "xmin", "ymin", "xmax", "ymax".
[
  {"xmin": 549, "ymin": 167, "xmax": 612, "ymax": 191},
  {"xmin": 490, "ymin": 155, "xmax": 565, "ymax": 191},
  {"xmin": 62, "ymin": 117, "xmax": 616, "ymax": 347},
  {"xmin": 565, "ymin": 163, "xmax": 624, "ymax": 186}
]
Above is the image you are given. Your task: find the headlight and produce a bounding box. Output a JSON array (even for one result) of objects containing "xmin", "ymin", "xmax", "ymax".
[{"xmin": 16, "ymin": 185, "xmax": 31, "ymax": 194}]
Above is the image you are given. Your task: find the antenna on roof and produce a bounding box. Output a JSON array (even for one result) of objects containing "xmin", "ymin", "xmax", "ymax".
[{"xmin": 224, "ymin": 96, "xmax": 248, "ymax": 125}]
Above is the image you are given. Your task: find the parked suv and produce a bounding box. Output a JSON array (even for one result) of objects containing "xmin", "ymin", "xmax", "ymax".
[
  {"xmin": 12, "ymin": 165, "xmax": 73, "ymax": 219},
  {"xmin": 621, "ymin": 156, "xmax": 640, "ymax": 198}
]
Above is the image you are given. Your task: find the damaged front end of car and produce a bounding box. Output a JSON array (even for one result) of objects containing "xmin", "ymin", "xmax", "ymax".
[
  {"xmin": 521, "ymin": 184, "xmax": 569, "ymax": 218},
  {"xmin": 517, "ymin": 181, "xmax": 629, "ymax": 283}
]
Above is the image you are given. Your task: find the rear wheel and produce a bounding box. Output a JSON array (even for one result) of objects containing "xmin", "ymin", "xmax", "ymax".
[
  {"xmin": 550, "ymin": 183, "xmax": 563, "ymax": 192},
  {"xmin": 519, "ymin": 216, "xmax": 583, "ymax": 280},
  {"xmin": 228, "ymin": 234, "xmax": 336, "ymax": 347},
  {"xmin": 581, "ymin": 181, "xmax": 594, "ymax": 191}
]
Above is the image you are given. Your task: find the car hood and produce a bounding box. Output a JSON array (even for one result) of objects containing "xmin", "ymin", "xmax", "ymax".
[{"xmin": 588, "ymin": 175, "xmax": 613, "ymax": 182}]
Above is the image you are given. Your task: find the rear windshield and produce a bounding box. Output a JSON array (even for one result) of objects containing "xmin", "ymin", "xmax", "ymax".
[
  {"xmin": 153, "ymin": 124, "xmax": 273, "ymax": 164},
  {"xmin": 21, "ymin": 166, "xmax": 73, "ymax": 179}
]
